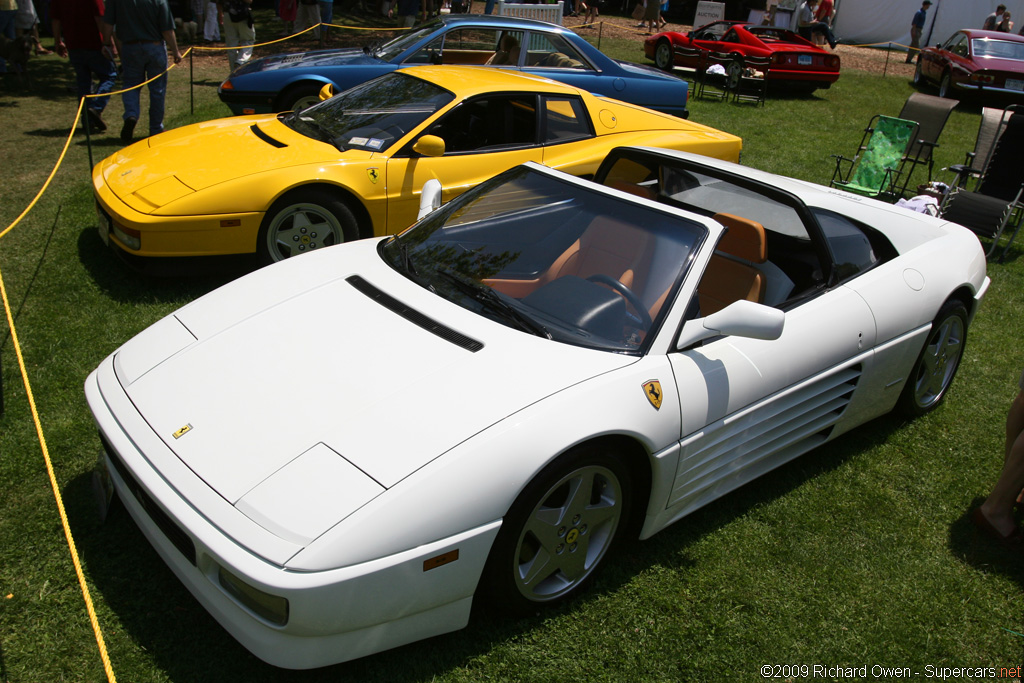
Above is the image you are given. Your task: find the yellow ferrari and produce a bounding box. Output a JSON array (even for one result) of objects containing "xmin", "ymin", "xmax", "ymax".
[{"xmin": 93, "ymin": 66, "xmax": 742, "ymax": 263}]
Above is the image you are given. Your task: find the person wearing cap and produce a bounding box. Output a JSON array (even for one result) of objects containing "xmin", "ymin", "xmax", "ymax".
[{"xmin": 906, "ymin": 0, "xmax": 931, "ymax": 64}]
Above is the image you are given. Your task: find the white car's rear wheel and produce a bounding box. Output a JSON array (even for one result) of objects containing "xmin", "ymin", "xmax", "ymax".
[
  {"xmin": 483, "ymin": 446, "xmax": 633, "ymax": 613},
  {"xmin": 258, "ymin": 189, "xmax": 356, "ymax": 263},
  {"xmin": 899, "ymin": 299, "xmax": 968, "ymax": 416}
]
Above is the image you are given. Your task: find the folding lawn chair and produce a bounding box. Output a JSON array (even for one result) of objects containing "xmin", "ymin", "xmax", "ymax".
[
  {"xmin": 695, "ymin": 51, "xmax": 732, "ymax": 102},
  {"xmin": 829, "ymin": 115, "xmax": 919, "ymax": 202},
  {"xmin": 731, "ymin": 55, "xmax": 770, "ymax": 106},
  {"xmin": 892, "ymin": 92, "xmax": 958, "ymax": 196},
  {"xmin": 941, "ymin": 107, "xmax": 1024, "ymax": 261},
  {"xmin": 945, "ymin": 106, "xmax": 1015, "ymax": 190}
]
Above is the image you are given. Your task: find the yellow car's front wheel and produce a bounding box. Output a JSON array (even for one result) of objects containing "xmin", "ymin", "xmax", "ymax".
[{"xmin": 258, "ymin": 188, "xmax": 358, "ymax": 264}]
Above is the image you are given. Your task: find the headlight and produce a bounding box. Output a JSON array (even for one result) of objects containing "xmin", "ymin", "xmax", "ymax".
[{"xmin": 218, "ymin": 566, "xmax": 289, "ymax": 626}]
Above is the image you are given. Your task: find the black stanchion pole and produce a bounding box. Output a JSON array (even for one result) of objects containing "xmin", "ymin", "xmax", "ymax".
[{"xmin": 190, "ymin": 48, "xmax": 195, "ymax": 115}]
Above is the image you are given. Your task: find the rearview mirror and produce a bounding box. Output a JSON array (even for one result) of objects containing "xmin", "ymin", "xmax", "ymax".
[
  {"xmin": 413, "ymin": 135, "xmax": 445, "ymax": 157},
  {"xmin": 676, "ymin": 299, "xmax": 785, "ymax": 350}
]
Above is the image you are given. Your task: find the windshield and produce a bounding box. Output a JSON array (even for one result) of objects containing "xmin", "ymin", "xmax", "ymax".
[
  {"xmin": 381, "ymin": 166, "xmax": 706, "ymax": 353},
  {"xmin": 972, "ymin": 38, "xmax": 1024, "ymax": 61},
  {"xmin": 281, "ymin": 72, "xmax": 454, "ymax": 152},
  {"xmin": 376, "ymin": 21, "xmax": 443, "ymax": 60}
]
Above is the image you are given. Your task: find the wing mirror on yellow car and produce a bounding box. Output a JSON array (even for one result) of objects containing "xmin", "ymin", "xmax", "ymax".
[
  {"xmin": 412, "ymin": 135, "xmax": 446, "ymax": 157},
  {"xmin": 318, "ymin": 83, "xmax": 336, "ymax": 101}
]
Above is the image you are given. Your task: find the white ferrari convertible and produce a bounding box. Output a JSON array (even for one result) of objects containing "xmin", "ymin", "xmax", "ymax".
[{"xmin": 85, "ymin": 147, "xmax": 989, "ymax": 669}]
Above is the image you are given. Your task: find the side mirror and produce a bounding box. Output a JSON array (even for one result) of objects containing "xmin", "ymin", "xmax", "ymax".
[
  {"xmin": 412, "ymin": 135, "xmax": 445, "ymax": 157},
  {"xmin": 675, "ymin": 299, "xmax": 785, "ymax": 350},
  {"xmin": 417, "ymin": 179, "xmax": 442, "ymax": 220},
  {"xmin": 318, "ymin": 83, "xmax": 336, "ymax": 101}
]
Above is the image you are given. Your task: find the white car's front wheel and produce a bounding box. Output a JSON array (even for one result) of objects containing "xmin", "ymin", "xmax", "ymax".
[{"xmin": 482, "ymin": 446, "xmax": 633, "ymax": 614}]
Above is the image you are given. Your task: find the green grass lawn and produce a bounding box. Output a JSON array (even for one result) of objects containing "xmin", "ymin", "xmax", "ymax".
[{"xmin": 0, "ymin": 13, "xmax": 1022, "ymax": 682}]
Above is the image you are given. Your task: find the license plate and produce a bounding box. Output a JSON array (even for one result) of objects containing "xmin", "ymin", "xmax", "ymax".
[
  {"xmin": 1007, "ymin": 78, "xmax": 1024, "ymax": 91},
  {"xmin": 798, "ymin": 55, "xmax": 813, "ymax": 66}
]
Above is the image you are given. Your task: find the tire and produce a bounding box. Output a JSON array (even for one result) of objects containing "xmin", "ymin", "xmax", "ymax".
[
  {"xmin": 257, "ymin": 188, "xmax": 357, "ymax": 263},
  {"xmin": 481, "ymin": 445, "xmax": 634, "ymax": 615},
  {"xmin": 726, "ymin": 59, "xmax": 743, "ymax": 90},
  {"xmin": 898, "ymin": 299, "xmax": 968, "ymax": 416},
  {"xmin": 912, "ymin": 60, "xmax": 924, "ymax": 86},
  {"xmin": 939, "ymin": 72, "xmax": 953, "ymax": 99},
  {"xmin": 654, "ymin": 40, "xmax": 674, "ymax": 71},
  {"xmin": 278, "ymin": 83, "xmax": 326, "ymax": 114}
]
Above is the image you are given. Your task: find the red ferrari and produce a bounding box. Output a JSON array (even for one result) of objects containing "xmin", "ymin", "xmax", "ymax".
[
  {"xmin": 914, "ymin": 29, "xmax": 1024, "ymax": 103},
  {"xmin": 644, "ymin": 21, "xmax": 840, "ymax": 93}
]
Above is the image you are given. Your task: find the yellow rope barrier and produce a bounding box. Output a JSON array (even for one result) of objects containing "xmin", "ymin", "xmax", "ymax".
[{"xmin": 1, "ymin": 92, "xmax": 122, "ymax": 683}]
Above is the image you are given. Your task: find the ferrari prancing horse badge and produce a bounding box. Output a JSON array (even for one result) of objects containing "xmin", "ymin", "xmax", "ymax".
[
  {"xmin": 367, "ymin": 168, "xmax": 380, "ymax": 184},
  {"xmin": 642, "ymin": 380, "xmax": 662, "ymax": 410}
]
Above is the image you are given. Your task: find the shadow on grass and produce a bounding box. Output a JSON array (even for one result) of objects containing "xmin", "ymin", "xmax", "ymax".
[
  {"xmin": 948, "ymin": 498, "xmax": 1024, "ymax": 591},
  {"xmin": 64, "ymin": 409, "xmax": 906, "ymax": 680},
  {"xmin": 76, "ymin": 227, "xmax": 257, "ymax": 304}
]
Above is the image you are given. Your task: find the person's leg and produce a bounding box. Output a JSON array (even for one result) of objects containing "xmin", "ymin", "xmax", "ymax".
[
  {"xmin": 143, "ymin": 42, "xmax": 169, "ymax": 137},
  {"xmin": 224, "ymin": 18, "xmax": 240, "ymax": 68},
  {"xmin": 120, "ymin": 44, "xmax": 143, "ymax": 138},
  {"xmin": 978, "ymin": 402, "xmax": 1024, "ymax": 538},
  {"xmin": 238, "ymin": 19, "xmax": 254, "ymax": 66}
]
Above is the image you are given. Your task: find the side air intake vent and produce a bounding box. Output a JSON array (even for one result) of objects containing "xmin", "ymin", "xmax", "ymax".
[
  {"xmin": 347, "ymin": 275, "xmax": 484, "ymax": 352},
  {"xmin": 250, "ymin": 124, "xmax": 287, "ymax": 148}
]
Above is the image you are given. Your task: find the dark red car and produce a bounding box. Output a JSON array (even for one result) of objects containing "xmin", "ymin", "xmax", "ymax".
[
  {"xmin": 643, "ymin": 21, "xmax": 840, "ymax": 93},
  {"xmin": 914, "ymin": 29, "xmax": 1024, "ymax": 103}
]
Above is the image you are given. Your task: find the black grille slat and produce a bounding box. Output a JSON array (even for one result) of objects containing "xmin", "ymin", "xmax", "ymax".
[
  {"xmin": 347, "ymin": 275, "xmax": 484, "ymax": 352},
  {"xmin": 99, "ymin": 431, "xmax": 197, "ymax": 566}
]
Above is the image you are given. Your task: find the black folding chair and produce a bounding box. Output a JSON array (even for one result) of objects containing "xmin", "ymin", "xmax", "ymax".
[
  {"xmin": 694, "ymin": 50, "xmax": 732, "ymax": 102},
  {"xmin": 941, "ymin": 106, "xmax": 1024, "ymax": 261},
  {"xmin": 731, "ymin": 55, "xmax": 770, "ymax": 106}
]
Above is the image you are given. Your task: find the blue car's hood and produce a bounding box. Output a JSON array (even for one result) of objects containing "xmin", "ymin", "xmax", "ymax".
[{"xmin": 236, "ymin": 47, "xmax": 383, "ymax": 75}]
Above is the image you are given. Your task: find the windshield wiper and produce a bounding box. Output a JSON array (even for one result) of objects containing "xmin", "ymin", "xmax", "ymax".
[
  {"xmin": 389, "ymin": 237, "xmax": 433, "ymax": 291},
  {"xmin": 438, "ymin": 271, "xmax": 551, "ymax": 339}
]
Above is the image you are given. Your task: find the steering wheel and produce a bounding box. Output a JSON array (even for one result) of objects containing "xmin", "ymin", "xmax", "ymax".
[{"xmin": 586, "ymin": 274, "xmax": 653, "ymax": 330}]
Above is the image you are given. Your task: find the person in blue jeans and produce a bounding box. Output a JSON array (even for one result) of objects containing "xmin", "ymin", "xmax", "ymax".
[
  {"xmin": 51, "ymin": 0, "xmax": 118, "ymax": 133},
  {"xmin": 0, "ymin": 0, "xmax": 18, "ymax": 74},
  {"xmin": 101, "ymin": 0, "xmax": 183, "ymax": 143},
  {"xmin": 318, "ymin": 0, "xmax": 332, "ymax": 40}
]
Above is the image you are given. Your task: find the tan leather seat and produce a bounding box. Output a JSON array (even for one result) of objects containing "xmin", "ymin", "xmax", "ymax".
[{"xmin": 697, "ymin": 213, "xmax": 768, "ymax": 316}]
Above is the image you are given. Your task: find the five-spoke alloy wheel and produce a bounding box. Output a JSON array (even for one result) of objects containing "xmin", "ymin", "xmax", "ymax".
[
  {"xmin": 258, "ymin": 189, "xmax": 357, "ymax": 263},
  {"xmin": 482, "ymin": 446, "xmax": 633, "ymax": 613},
  {"xmin": 899, "ymin": 299, "xmax": 968, "ymax": 416}
]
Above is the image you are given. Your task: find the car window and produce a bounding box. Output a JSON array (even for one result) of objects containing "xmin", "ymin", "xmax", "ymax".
[
  {"xmin": 378, "ymin": 21, "xmax": 441, "ymax": 61},
  {"xmin": 721, "ymin": 29, "xmax": 740, "ymax": 43},
  {"xmin": 812, "ymin": 208, "xmax": 896, "ymax": 282},
  {"xmin": 421, "ymin": 94, "xmax": 539, "ymax": 153},
  {"xmin": 542, "ymin": 96, "xmax": 592, "ymax": 144},
  {"xmin": 283, "ymin": 72, "xmax": 454, "ymax": 152},
  {"xmin": 972, "ymin": 38, "xmax": 1024, "ymax": 60},
  {"xmin": 407, "ymin": 28, "xmax": 524, "ymax": 66},
  {"xmin": 598, "ymin": 152, "xmax": 827, "ymax": 309},
  {"xmin": 522, "ymin": 33, "xmax": 592, "ymax": 70},
  {"xmin": 382, "ymin": 165, "xmax": 706, "ymax": 353},
  {"xmin": 693, "ymin": 22, "xmax": 730, "ymax": 41},
  {"xmin": 944, "ymin": 33, "xmax": 968, "ymax": 57}
]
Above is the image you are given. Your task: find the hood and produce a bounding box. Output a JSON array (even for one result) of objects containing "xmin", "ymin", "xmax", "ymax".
[
  {"xmin": 113, "ymin": 240, "xmax": 633, "ymax": 527},
  {"xmin": 98, "ymin": 116, "xmax": 370, "ymax": 214},
  {"xmin": 236, "ymin": 47, "xmax": 382, "ymax": 75}
]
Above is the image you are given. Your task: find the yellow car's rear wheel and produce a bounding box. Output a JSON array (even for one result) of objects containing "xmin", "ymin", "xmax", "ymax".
[{"xmin": 258, "ymin": 188, "xmax": 357, "ymax": 263}]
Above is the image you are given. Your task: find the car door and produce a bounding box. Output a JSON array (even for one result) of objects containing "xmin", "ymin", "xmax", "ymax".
[
  {"xmin": 663, "ymin": 206, "xmax": 877, "ymax": 517},
  {"xmin": 383, "ymin": 93, "xmax": 544, "ymax": 233}
]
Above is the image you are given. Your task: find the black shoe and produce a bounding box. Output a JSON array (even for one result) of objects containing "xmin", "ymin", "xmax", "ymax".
[
  {"xmin": 120, "ymin": 116, "xmax": 137, "ymax": 143},
  {"xmin": 86, "ymin": 108, "xmax": 107, "ymax": 133}
]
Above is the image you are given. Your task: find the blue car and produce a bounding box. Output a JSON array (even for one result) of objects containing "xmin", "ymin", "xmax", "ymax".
[{"xmin": 218, "ymin": 15, "xmax": 689, "ymax": 118}]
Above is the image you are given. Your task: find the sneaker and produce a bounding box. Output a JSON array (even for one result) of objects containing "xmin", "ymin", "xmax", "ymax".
[{"xmin": 120, "ymin": 116, "xmax": 137, "ymax": 143}]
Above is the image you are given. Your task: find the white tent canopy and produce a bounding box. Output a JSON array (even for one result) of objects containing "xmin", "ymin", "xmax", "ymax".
[{"xmin": 832, "ymin": 0, "xmax": 1024, "ymax": 50}]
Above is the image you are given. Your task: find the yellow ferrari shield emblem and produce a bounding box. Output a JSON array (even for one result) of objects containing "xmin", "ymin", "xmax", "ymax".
[
  {"xmin": 367, "ymin": 168, "xmax": 380, "ymax": 184},
  {"xmin": 172, "ymin": 423, "xmax": 193, "ymax": 439},
  {"xmin": 642, "ymin": 380, "xmax": 663, "ymax": 410}
]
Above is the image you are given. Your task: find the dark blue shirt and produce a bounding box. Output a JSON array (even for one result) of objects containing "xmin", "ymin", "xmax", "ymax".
[{"xmin": 912, "ymin": 7, "xmax": 927, "ymax": 29}]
